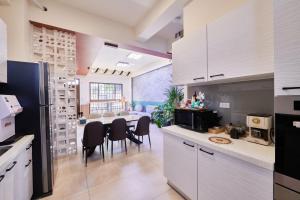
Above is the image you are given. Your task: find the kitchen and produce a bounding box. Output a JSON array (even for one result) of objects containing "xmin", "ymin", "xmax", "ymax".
[
  {"xmin": 162, "ymin": 0, "xmax": 300, "ymax": 199},
  {"xmin": 0, "ymin": 0, "xmax": 299, "ymax": 200}
]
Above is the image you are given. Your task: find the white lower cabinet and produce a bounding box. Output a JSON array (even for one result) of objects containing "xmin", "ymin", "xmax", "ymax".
[
  {"xmin": 3, "ymin": 160, "xmax": 18, "ymax": 200},
  {"xmin": 164, "ymin": 134, "xmax": 198, "ymax": 200},
  {"xmin": 0, "ymin": 141, "xmax": 33, "ymax": 200},
  {"xmin": 197, "ymin": 146, "xmax": 273, "ymax": 200},
  {"xmin": 164, "ymin": 133, "xmax": 273, "ymax": 200}
]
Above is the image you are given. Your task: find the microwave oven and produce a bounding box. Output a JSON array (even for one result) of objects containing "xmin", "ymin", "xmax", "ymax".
[{"xmin": 174, "ymin": 109, "xmax": 220, "ymax": 133}]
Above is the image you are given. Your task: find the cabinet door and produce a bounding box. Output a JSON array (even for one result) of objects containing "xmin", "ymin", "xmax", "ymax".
[
  {"xmin": 15, "ymin": 152, "xmax": 26, "ymax": 200},
  {"xmin": 0, "ymin": 167, "xmax": 5, "ymax": 200},
  {"xmin": 274, "ymin": 0, "xmax": 300, "ymax": 96},
  {"xmin": 172, "ymin": 26, "xmax": 207, "ymax": 85},
  {"xmin": 207, "ymin": 0, "xmax": 273, "ymax": 81},
  {"xmin": 24, "ymin": 143, "xmax": 33, "ymax": 200},
  {"xmin": 4, "ymin": 160, "xmax": 18, "ymax": 200},
  {"xmin": 197, "ymin": 146, "xmax": 273, "ymax": 200},
  {"xmin": 163, "ymin": 134, "xmax": 197, "ymax": 200},
  {"xmin": 0, "ymin": 18, "xmax": 7, "ymax": 83}
]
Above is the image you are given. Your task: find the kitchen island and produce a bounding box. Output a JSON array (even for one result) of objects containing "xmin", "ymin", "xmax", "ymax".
[{"xmin": 162, "ymin": 125, "xmax": 274, "ymax": 200}]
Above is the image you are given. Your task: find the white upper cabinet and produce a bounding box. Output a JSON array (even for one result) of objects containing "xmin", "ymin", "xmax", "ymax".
[
  {"xmin": 207, "ymin": 0, "xmax": 274, "ymax": 81},
  {"xmin": 172, "ymin": 26, "xmax": 207, "ymax": 85},
  {"xmin": 0, "ymin": 18, "xmax": 7, "ymax": 83},
  {"xmin": 274, "ymin": 0, "xmax": 300, "ymax": 96}
]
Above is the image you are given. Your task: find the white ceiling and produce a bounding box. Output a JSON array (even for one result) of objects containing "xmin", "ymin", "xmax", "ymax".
[
  {"xmin": 54, "ymin": 0, "xmax": 159, "ymax": 27},
  {"xmin": 91, "ymin": 45, "xmax": 171, "ymax": 73},
  {"xmin": 156, "ymin": 16, "xmax": 183, "ymax": 41}
]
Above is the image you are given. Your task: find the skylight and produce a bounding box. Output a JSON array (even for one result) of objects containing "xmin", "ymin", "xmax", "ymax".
[
  {"xmin": 116, "ymin": 62, "xmax": 130, "ymax": 67},
  {"xmin": 127, "ymin": 53, "xmax": 143, "ymax": 60}
]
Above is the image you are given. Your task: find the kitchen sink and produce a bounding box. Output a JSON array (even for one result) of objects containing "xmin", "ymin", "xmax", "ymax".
[{"xmin": 0, "ymin": 146, "xmax": 12, "ymax": 157}]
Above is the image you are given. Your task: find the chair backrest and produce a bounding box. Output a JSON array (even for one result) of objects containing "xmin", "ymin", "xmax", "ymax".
[
  {"xmin": 108, "ymin": 118, "xmax": 127, "ymax": 141},
  {"xmin": 119, "ymin": 111, "xmax": 129, "ymax": 116},
  {"xmin": 83, "ymin": 121, "xmax": 106, "ymax": 147},
  {"xmin": 135, "ymin": 116, "xmax": 151, "ymax": 136},
  {"xmin": 103, "ymin": 112, "xmax": 115, "ymax": 117}
]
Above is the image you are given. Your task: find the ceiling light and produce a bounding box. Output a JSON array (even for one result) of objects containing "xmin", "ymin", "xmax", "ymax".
[
  {"xmin": 127, "ymin": 53, "xmax": 143, "ymax": 60},
  {"xmin": 116, "ymin": 62, "xmax": 130, "ymax": 67}
]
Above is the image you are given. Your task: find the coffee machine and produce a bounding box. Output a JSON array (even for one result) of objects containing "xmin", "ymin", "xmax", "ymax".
[
  {"xmin": 246, "ymin": 114, "xmax": 272, "ymax": 145},
  {"xmin": 0, "ymin": 95, "xmax": 23, "ymax": 142}
]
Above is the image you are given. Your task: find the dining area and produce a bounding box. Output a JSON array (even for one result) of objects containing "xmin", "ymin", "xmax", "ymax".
[{"xmin": 80, "ymin": 112, "xmax": 152, "ymax": 166}]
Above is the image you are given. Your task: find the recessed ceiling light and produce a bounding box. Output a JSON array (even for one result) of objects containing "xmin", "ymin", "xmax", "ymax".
[
  {"xmin": 127, "ymin": 53, "xmax": 143, "ymax": 60},
  {"xmin": 116, "ymin": 62, "xmax": 130, "ymax": 67}
]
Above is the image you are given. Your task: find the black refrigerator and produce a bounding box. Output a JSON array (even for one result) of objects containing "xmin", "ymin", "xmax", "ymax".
[{"xmin": 0, "ymin": 60, "xmax": 57, "ymax": 199}]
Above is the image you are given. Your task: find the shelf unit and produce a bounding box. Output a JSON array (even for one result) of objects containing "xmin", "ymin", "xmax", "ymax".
[{"xmin": 32, "ymin": 25, "xmax": 77, "ymax": 157}]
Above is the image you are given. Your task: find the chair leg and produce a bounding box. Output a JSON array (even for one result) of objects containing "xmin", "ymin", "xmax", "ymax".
[
  {"xmin": 102, "ymin": 144, "xmax": 105, "ymax": 161},
  {"xmin": 142, "ymin": 136, "xmax": 143, "ymax": 142},
  {"xmin": 124, "ymin": 139, "xmax": 127, "ymax": 154},
  {"xmin": 111, "ymin": 141, "xmax": 113, "ymax": 158},
  {"xmin": 99, "ymin": 145, "xmax": 101, "ymax": 154},
  {"xmin": 148, "ymin": 134, "xmax": 151, "ymax": 148},
  {"xmin": 138, "ymin": 136, "xmax": 140, "ymax": 152},
  {"xmin": 85, "ymin": 148, "xmax": 88, "ymax": 167},
  {"xmin": 82, "ymin": 146, "xmax": 84, "ymax": 158},
  {"xmin": 106, "ymin": 137, "xmax": 109, "ymax": 151}
]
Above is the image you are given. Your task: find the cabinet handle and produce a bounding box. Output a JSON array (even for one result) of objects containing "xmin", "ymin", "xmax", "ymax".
[
  {"xmin": 0, "ymin": 175, "xmax": 4, "ymax": 182},
  {"xmin": 25, "ymin": 159, "xmax": 32, "ymax": 168},
  {"xmin": 282, "ymin": 87, "xmax": 300, "ymax": 90},
  {"xmin": 199, "ymin": 148, "xmax": 214, "ymax": 156},
  {"xmin": 183, "ymin": 141, "xmax": 195, "ymax": 148},
  {"xmin": 26, "ymin": 143, "xmax": 32, "ymax": 151},
  {"xmin": 210, "ymin": 74, "xmax": 224, "ymax": 78},
  {"xmin": 193, "ymin": 77, "xmax": 205, "ymax": 81},
  {"xmin": 6, "ymin": 161, "xmax": 17, "ymax": 172}
]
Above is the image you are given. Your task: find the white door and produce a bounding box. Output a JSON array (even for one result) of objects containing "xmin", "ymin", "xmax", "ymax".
[
  {"xmin": 207, "ymin": 0, "xmax": 273, "ymax": 81},
  {"xmin": 274, "ymin": 0, "xmax": 300, "ymax": 96},
  {"xmin": 164, "ymin": 134, "xmax": 198, "ymax": 200},
  {"xmin": 0, "ymin": 18, "xmax": 7, "ymax": 83},
  {"xmin": 197, "ymin": 145, "xmax": 273, "ymax": 200},
  {"xmin": 172, "ymin": 26, "xmax": 207, "ymax": 85}
]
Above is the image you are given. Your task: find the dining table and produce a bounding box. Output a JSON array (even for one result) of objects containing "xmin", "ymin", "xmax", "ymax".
[{"xmin": 85, "ymin": 114, "xmax": 143, "ymax": 156}]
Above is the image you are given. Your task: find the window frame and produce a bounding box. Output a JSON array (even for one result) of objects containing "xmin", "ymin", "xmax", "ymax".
[{"xmin": 89, "ymin": 82, "xmax": 123, "ymax": 113}]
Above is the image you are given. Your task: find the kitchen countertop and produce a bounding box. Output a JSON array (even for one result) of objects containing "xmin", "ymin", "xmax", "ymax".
[
  {"xmin": 0, "ymin": 135, "xmax": 34, "ymax": 168},
  {"xmin": 162, "ymin": 125, "xmax": 275, "ymax": 171}
]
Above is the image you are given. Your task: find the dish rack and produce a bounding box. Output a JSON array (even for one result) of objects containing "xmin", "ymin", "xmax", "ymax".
[{"xmin": 32, "ymin": 25, "xmax": 77, "ymax": 157}]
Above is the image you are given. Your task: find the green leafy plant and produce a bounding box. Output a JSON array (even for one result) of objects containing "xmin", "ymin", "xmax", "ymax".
[{"xmin": 152, "ymin": 86, "xmax": 184, "ymax": 128}]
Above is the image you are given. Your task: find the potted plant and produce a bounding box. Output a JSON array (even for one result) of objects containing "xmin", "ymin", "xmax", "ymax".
[{"xmin": 152, "ymin": 86, "xmax": 184, "ymax": 128}]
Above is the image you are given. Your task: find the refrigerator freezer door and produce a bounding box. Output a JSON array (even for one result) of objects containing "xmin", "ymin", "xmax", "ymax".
[{"xmin": 39, "ymin": 105, "xmax": 52, "ymax": 194}]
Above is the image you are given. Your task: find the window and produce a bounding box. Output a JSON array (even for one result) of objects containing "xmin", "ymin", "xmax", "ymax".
[{"xmin": 89, "ymin": 82, "xmax": 123, "ymax": 114}]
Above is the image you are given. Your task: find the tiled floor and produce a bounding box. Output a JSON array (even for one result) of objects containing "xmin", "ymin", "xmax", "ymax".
[{"xmin": 42, "ymin": 124, "xmax": 184, "ymax": 200}]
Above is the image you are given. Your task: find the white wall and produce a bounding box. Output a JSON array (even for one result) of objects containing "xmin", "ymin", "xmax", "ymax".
[
  {"xmin": 77, "ymin": 73, "xmax": 132, "ymax": 105},
  {"xmin": 0, "ymin": 0, "xmax": 31, "ymax": 61},
  {"xmin": 183, "ymin": 0, "xmax": 246, "ymax": 36}
]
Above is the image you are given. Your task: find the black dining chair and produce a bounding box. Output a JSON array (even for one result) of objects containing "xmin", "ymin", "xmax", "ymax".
[
  {"xmin": 106, "ymin": 118, "xmax": 128, "ymax": 157},
  {"xmin": 131, "ymin": 116, "xmax": 151, "ymax": 151},
  {"xmin": 82, "ymin": 121, "xmax": 106, "ymax": 166}
]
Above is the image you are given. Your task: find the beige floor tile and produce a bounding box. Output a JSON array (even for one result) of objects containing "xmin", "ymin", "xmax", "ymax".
[
  {"xmin": 153, "ymin": 189, "xmax": 185, "ymax": 200},
  {"xmin": 42, "ymin": 124, "xmax": 182, "ymax": 200},
  {"xmin": 63, "ymin": 189, "xmax": 90, "ymax": 200}
]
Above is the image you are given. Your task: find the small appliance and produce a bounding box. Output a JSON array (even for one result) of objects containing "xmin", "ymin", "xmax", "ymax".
[
  {"xmin": 0, "ymin": 95, "xmax": 22, "ymax": 142},
  {"xmin": 245, "ymin": 114, "xmax": 272, "ymax": 145},
  {"xmin": 274, "ymin": 96, "xmax": 300, "ymax": 199},
  {"xmin": 174, "ymin": 108, "xmax": 221, "ymax": 133}
]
